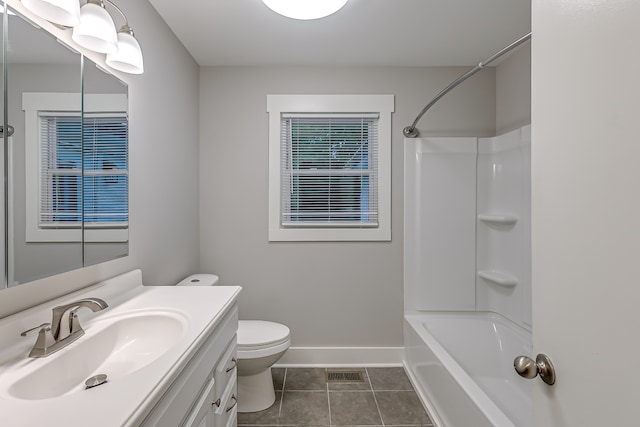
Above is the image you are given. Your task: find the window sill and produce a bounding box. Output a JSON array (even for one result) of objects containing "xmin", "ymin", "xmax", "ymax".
[{"xmin": 269, "ymin": 226, "xmax": 390, "ymax": 242}]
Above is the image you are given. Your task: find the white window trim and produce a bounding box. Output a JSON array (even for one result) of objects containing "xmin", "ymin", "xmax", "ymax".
[
  {"xmin": 23, "ymin": 92, "xmax": 128, "ymax": 243},
  {"xmin": 267, "ymin": 94, "xmax": 394, "ymax": 241}
]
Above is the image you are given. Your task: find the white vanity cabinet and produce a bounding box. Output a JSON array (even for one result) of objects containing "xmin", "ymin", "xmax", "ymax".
[
  {"xmin": 141, "ymin": 304, "xmax": 239, "ymax": 427},
  {"xmin": 0, "ymin": 271, "xmax": 242, "ymax": 427}
]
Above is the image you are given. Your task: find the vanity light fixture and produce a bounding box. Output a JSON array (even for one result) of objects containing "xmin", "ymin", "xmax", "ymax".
[
  {"xmin": 105, "ymin": 24, "xmax": 144, "ymax": 74},
  {"xmin": 20, "ymin": 0, "xmax": 144, "ymax": 74},
  {"xmin": 71, "ymin": 0, "xmax": 117, "ymax": 54},
  {"xmin": 262, "ymin": 0, "xmax": 349, "ymax": 20},
  {"xmin": 104, "ymin": 1, "xmax": 144, "ymax": 74},
  {"xmin": 20, "ymin": 0, "xmax": 80, "ymax": 27}
]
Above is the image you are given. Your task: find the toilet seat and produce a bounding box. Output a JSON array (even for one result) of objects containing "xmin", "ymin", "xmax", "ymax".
[{"xmin": 237, "ymin": 320, "xmax": 290, "ymax": 358}]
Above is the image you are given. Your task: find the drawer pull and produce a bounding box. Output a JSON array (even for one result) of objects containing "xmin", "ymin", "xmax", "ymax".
[
  {"xmin": 225, "ymin": 357, "xmax": 237, "ymax": 373},
  {"xmin": 226, "ymin": 395, "xmax": 237, "ymax": 413},
  {"xmin": 212, "ymin": 398, "xmax": 221, "ymax": 408}
]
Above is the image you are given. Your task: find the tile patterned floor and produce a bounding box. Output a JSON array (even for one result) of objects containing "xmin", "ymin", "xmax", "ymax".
[{"xmin": 238, "ymin": 367, "xmax": 433, "ymax": 426}]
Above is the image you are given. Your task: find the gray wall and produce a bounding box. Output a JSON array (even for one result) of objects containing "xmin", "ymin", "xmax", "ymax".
[
  {"xmin": 496, "ymin": 44, "xmax": 531, "ymax": 133},
  {"xmin": 0, "ymin": 0, "xmax": 200, "ymax": 318},
  {"xmin": 198, "ymin": 66, "xmax": 496, "ymax": 347}
]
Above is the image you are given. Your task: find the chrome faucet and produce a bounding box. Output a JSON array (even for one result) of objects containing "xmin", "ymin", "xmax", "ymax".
[
  {"xmin": 20, "ymin": 298, "xmax": 108, "ymax": 358},
  {"xmin": 50, "ymin": 298, "xmax": 109, "ymax": 341}
]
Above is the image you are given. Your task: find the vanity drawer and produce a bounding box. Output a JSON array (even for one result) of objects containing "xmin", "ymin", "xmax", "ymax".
[
  {"xmin": 213, "ymin": 371, "xmax": 238, "ymax": 427},
  {"xmin": 214, "ymin": 339, "xmax": 237, "ymax": 398},
  {"xmin": 182, "ymin": 377, "xmax": 216, "ymax": 427}
]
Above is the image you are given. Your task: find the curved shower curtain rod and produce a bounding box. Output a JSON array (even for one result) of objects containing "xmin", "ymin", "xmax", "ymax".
[{"xmin": 403, "ymin": 32, "xmax": 532, "ymax": 138}]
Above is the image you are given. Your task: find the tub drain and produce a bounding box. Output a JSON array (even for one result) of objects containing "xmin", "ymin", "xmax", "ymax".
[{"xmin": 85, "ymin": 374, "xmax": 108, "ymax": 389}]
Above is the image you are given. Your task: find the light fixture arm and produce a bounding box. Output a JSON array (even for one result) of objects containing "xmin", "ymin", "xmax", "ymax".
[{"xmin": 101, "ymin": 0, "xmax": 133, "ymax": 35}]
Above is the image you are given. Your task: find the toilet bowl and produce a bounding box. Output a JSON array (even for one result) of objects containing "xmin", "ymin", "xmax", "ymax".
[{"xmin": 176, "ymin": 274, "xmax": 290, "ymax": 413}]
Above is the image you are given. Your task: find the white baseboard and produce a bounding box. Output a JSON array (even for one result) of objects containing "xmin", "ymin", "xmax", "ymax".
[{"xmin": 274, "ymin": 346, "xmax": 405, "ymax": 367}]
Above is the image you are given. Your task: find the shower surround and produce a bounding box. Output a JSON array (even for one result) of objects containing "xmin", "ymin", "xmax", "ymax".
[{"xmin": 403, "ymin": 125, "xmax": 531, "ymax": 427}]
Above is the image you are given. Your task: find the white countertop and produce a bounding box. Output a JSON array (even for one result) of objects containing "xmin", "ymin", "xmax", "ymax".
[{"xmin": 0, "ymin": 270, "xmax": 242, "ymax": 426}]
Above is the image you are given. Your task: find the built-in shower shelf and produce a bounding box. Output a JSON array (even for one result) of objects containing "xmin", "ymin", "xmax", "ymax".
[
  {"xmin": 478, "ymin": 213, "xmax": 518, "ymax": 225},
  {"xmin": 477, "ymin": 270, "xmax": 518, "ymax": 287}
]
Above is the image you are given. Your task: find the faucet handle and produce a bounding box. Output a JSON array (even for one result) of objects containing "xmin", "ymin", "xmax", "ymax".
[
  {"xmin": 69, "ymin": 309, "xmax": 82, "ymax": 335},
  {"xmin": 20, "ymin": 323, "xmax": 56, "ymax": 358},
  {"xmin": 20, "ymin": 323, "xmax": 51, "ymax": 337}
]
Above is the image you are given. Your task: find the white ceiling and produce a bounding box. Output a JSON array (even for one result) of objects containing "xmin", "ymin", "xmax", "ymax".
[{"xmin": 148, "ymin": 0, "xmax": 531, "ymax": 67}]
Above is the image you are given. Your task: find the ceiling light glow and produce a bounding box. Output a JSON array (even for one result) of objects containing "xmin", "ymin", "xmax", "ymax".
[{"xmin": 262, "ymin": 0, "xmax": 349, "ymax": 20}]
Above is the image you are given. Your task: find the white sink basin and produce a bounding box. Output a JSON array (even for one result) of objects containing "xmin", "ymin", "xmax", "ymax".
[{"xmin": 8, "ymin": 310, "xmax": 187, "ymax": 400}]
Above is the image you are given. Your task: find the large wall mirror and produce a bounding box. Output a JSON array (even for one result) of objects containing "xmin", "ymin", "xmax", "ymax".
[{"xmin": 2, "ymin": 3, "xmax": 128, "ymax": 288}]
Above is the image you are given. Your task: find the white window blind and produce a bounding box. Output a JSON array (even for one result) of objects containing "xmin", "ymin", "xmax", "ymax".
[
  {"xmin": 39, "ymin": 112, "xmax": 82, "ymax": 226},
  {"xmin": 83, "ymin": 113, "xmax": 128, "ymax": 227},
  {"xmin": 280, "ymin": 113, "xmax": 379, "ymax": 228},
  {"xmin": 39, "ymin": 112, "xmax": 128, "ymax": 229}
]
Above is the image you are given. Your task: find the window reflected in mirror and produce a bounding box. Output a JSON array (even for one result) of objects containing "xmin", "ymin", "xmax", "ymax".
[{"xmin": 2, "ymin": 7, "xmax": 129, "ymax": 288}]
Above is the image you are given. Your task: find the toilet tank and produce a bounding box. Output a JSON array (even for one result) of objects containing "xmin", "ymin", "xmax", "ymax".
[{"xmin": 176, "ymin": 274, "xmax": 220, "ymax": 287}]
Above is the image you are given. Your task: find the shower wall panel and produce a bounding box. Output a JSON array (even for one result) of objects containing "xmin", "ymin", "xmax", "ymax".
[
  {"xmin": 404, "ymin": 137, "xmax": 477, "ymax": 311},
  {"xmin": 476, "ymin": 125, "xmax": 531, "ymax": 328}
]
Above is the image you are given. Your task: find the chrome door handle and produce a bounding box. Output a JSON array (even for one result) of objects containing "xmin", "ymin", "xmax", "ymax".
[
  {"xmin": 514, "ymin": 353, "xmax": 556, "ymax": 385},
  {"xmin": 0, "ymin": 125, "xmax": 15, "ymax": 137}
]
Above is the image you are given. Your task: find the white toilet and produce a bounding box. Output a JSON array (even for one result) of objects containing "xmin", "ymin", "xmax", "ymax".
[{"xmin": 177, "ymin": 274, "xmax": 290, "ymax": 413}]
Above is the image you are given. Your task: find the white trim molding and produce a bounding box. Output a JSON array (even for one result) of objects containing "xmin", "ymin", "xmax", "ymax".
[{"xmin": 275, "ymin": 346, "xmax": 404, "ymax": 367}]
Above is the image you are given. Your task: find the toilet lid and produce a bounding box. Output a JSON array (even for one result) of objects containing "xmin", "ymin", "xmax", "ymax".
[{"xmin": 237, "ymin": 320, "xmax": 290, "ymax": 350}]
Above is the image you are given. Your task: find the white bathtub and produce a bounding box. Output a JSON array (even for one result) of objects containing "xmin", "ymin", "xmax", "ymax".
[{"xmin": 404, "ymin": 311, "xmax": 532, "ymax": 427}]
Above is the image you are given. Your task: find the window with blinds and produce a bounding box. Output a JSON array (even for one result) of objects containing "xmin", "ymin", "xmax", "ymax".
[
  {"xmin": 39, "ymin": 112, "xmax": 128, "ymax": 229},
  {"xmin": 267, "ymin": 94, "xmax": 393, "ymax": 241},
  {"xmin": 280, "ymin": 114, "xmax": 378, "ymax": 228}
]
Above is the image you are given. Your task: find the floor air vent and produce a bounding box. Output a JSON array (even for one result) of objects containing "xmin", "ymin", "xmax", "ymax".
[{"xmin": 325, "ymin": 370, "xmax": 365, "ymax": 382}]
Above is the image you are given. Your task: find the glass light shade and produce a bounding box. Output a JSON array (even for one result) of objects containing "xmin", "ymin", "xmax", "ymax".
[
  {"xmin": 106, "ymin": 31, "xmax": 144, "ymax": 74},
  {"xmin": 262, "ymin": 0, "xmax": 348, "ymax": 20},
  {"xmin": 71, "ymin": 2, "xmax": 118, "ymax": 54},
  {"xmin": 21, "ymin": 0, "xmax": 80, "ymax": 26}
]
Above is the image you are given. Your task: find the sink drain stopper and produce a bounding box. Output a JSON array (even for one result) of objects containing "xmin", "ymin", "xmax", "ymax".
[{"xmin": 85, "ymin": 374, "xmax": 108, "ymax": 389}]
